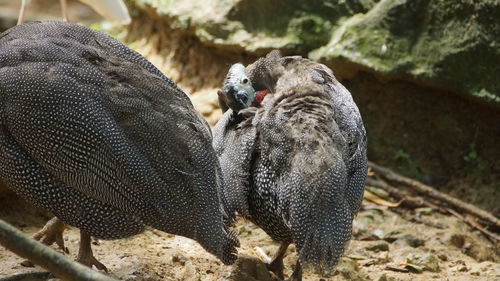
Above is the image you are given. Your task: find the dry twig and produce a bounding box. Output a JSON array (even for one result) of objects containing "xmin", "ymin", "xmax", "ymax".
[
  {"xmin": 0, "ymin": 219, "xmax": 117, "ymax": 281},
  {"xmin": 445, "ymin": 208, "xmax": 500, "ymax": 242},
  {"xmin": 368, "ymin": 162, "xmax": 500, "ymax": 230},
  {"xmin": 365, "ymin": 178, "xmax": 425, "ymax": 209}
]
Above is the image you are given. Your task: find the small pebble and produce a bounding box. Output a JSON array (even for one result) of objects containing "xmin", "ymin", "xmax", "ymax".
[
  {"xmin": 20, "ymin": 260, "xmax": 35, "ymax": 267},
  {"xmin": 406, "ymin": 253, "xmax": 440, "ymax": 272},
  {"xmin": 438, "ymin": 254, "xmax": 448, "ymax": 261},
  {"xmin": 447, "ymin": 233, "xmax": 466, "ymax": 248},
  {"xmin": 404, "ymin": 235, "xmax": 424, "ymax": 248},
  {"xmin": 366, "ymin": 241, "xmax": 389, "ymax": 252}
]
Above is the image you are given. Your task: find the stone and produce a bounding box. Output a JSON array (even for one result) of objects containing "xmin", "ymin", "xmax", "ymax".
[
  {"xmin": 447, "ymin": 232, "xmax": 467, "ymax": 248},
  {"xmin": 310, "ymin": 0, "xmax": 500, "ymax": 106},
  {"xmin": 336, "ymin": 257, "xmax": 368, "ymax": 281},
  {"xmin": 404, "ymin": 235, "xmax": 424, "ymax": 248},
  {"xmin": 365, "ymin": 241, "xmax": 390, "ymax": 252},
  {"xmin": 406, "ymin": 253, "xmax": 440, "ymax": 272},
  {"xmin": 229, "ymin": 255, "xmax": 272, "ymax": 281}
]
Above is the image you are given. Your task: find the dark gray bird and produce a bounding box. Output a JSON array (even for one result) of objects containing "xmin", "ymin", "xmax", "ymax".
[
  {"xmin": 0, "ymin": 20, "xmax": 238, "ymax": 270},
  {"xmin": 213, "ymin": 51, "xmax": 367, "ymax": 280}
]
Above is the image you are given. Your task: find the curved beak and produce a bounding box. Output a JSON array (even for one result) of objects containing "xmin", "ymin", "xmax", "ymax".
[
  {"xmin": 219, "ymin": 84, "xmax": 250, "ymax": 112},
  {"xmin": 234, "ymin": 90, "xmax": 249, "ymax": 107}
]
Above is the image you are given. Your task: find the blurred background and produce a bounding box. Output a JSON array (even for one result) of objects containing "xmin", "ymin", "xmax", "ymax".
[{"xmin": 0, "ymin": 1, "xmax": 499, "ymax": 280}]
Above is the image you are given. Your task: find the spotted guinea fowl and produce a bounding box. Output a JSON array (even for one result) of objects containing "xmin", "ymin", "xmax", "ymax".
[
  {"xmin": 213, "ymin": 51, "xmax": 367, "ymax": 280},
  {"xmin": 0, "ymin": 20, "xmax": 238, "ymax": 270}
]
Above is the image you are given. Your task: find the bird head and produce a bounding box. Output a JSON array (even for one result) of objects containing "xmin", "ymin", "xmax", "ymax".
[{"xmin": 218, "ymin": 63, "xmax": 256, "ymax": 112}]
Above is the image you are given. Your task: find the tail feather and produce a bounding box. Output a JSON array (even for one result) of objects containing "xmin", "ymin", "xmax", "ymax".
[
  {"xmin": 289, "ymin": 162, "xmax": 358, "ymax": 274},
  {"xmin": 294, "ymin": 202, "xmax": 354, "ymax": 273},
  {"xmin": 222, "ymin": 229, "xmax": 240, "ymax": 265}
]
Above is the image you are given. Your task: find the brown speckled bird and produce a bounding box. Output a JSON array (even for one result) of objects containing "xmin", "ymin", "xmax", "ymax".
[
  {"xmin": 214, "ymin": 51, "xmax": 367, "ymax": 280},
  {"xmin": 0, "ymin": 20, "xmax": 238, "ymax": 270}
]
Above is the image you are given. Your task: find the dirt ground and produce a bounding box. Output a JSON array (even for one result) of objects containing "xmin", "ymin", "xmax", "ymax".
[{"xmin": 1, "ymin": 192, "xmax": 498, "ymax": 281}]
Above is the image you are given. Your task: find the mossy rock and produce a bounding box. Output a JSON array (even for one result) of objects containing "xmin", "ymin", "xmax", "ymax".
[
  {"xmin": 132, "ymin": 0, "xmax": 498, "ymax": 106},
  {"xmin": 310, "ymin": 0, "xmax": 500, "ymax": 106},
  {"xmin": 131, "ymin": 0, "xmax": 379, "ymax": 53}
]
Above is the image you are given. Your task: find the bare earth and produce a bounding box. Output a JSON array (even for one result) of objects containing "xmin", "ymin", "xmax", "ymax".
[{"xmin": 0, "ymin": 193, "xmax": 498, "ymax": 281}]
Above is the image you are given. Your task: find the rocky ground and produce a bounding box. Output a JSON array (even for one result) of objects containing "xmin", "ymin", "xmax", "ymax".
[{"xmin": 0, "ymin": 192, "xmax": 498, "ymax": 281}]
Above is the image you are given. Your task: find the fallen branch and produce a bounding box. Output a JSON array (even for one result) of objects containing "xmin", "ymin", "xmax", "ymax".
[
  {"xmin": 445, "ymin": 208, "xmax": 500, "ymax": 242},
  {"xmin": 363, "ymin": 190, "xmax": 402, "ymax": 207},
  {"xmin": 365, "ymin": 178, "xmax": 425, "ymax": 209},
  {"xmin": 0, "ymin": 271, "xmax": 52, "ymax": 281},
  {"xmin": 0, "ymin": 271, "xmax": 54, "ymax": 281},
  {"xmin": 0, "ymin": 219, "xmax": 117, "ymax": 281},
  {"xmin": 368, "ymin": 162, "xmax": 500, "ymax": 230},
  {"xmin": 411, "ymin": 215, "xmax": 448, "ymax": 229}
]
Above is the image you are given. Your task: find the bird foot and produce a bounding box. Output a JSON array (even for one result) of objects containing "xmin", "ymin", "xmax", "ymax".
[
  {"xmin": 76, "ymin": 252, "xmax": 108, "ymax": 272},
  {"xmin": 268, "ymin": 261, "xmax": 302, "ymax": 281},
  {"xmin": 32, "ymin": 217, "xmax": 68, "ymax": 253},
  {"xmin": 266, "ymin": 260, "xmax": 285, "ymax": 280},
  {"xmin": 76, "ymin": 231, "xmax": 108, "ymax": 272}
]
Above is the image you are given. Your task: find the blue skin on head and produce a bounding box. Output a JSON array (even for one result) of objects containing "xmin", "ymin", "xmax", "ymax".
[{"xmin": 220, "ymin": 63, "xmax": 256, "ymax": 111}]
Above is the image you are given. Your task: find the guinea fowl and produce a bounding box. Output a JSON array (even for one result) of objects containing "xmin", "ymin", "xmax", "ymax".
[
  {"xmin": 0, "ymin": 20, "xmax": 238, "ymax": 270},
  {"xmin": 213, "ymin": 51, "xmax": 367, "ymax": 280}
]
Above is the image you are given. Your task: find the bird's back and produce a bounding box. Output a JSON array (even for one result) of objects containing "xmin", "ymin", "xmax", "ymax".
[{"xmin": 0, "ymin": 21, "xmax": 237, "ymax": 264}]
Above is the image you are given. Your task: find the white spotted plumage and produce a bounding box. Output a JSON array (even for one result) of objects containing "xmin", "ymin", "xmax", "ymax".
[
  {"xmin": 0, "ymin": 20, "xmax": 238, "ymax": 265},
  {"xmin": 214, "ymin": 51, "xmax": 367, "ymax": 275}
]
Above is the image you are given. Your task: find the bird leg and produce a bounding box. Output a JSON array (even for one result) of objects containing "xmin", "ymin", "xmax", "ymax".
[
  {"xmin": 287, "ymin": 261, "xmax": 302, "ymax": 281},
  {"xmin": 267, "ymin": 242, "xmax": 289, "ymax": 280},
  {"xmin": 76, "ymin": 231, "xmax": 108, "ymax": 272},
  {"xmin": 32, "ymin": 217, "xmax": 68, "ymax": 253},
  {"xmin": 59, "ymin": 0, "xmax": 68, "ymax": 21},
  {"xmin": 17, "ymin": 0, "xmax": 29, "ymax": 25}
]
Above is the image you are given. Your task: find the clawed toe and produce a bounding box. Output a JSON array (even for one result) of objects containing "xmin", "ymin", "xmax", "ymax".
[
  {"xmin": 32, "ymin": 217, "xmax": 68, "ymax": 253},
  {"xmin": 76, "ymin": 231, "xmax": 108, "ymax": 272},
  {"xmin": 76, "ymin": 254, "xmax": 108, "ymax": 272}
]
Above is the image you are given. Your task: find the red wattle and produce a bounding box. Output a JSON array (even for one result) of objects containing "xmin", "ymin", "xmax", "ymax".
[{"xmin": 252, "ymin": 89, "xmax": 270, "ymax": 107}]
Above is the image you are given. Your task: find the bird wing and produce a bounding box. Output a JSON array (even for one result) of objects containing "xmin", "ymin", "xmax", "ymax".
[
  {"xmin": 248, "ymin": 53, "xmax": 367, "ymax": 271},
  {"xmin": 212, "ymin": 109, "xmax": 258, "ymax": 223},
  {"xmin": 0, "ymin": 21, "xmax": 236, "ymax": 263}
]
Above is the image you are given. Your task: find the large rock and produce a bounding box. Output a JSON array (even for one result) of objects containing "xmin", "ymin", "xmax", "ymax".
[
  {"xmin": 311, "ymin": 0, "xmax": 500, "ymax": 106},
  {"xmin": 134, "ymin": 0, "xmax": 379, "ymax": 53},
  {"xmin": 134, "ymin": 0, "xmax": 499, "ymax": 106}
]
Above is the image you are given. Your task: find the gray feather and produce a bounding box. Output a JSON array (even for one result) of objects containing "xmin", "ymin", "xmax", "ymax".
[
  {"xmin": 0, "ymin": 20, "xmax": 238, "ymax": 265},
  {"xmin": 214, "ymin": 51, "xmax": 367, "ymax": 272}
]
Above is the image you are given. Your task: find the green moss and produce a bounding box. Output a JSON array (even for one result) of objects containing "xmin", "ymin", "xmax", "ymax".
[
  {"xmin": 286, "ymin": 14, "xmax": 332, "ymax": 52},
  {"xmin": 311, "ymin": 0, "xmax": 500, "ymax": 106},
  {"xmin": 131, "ymin": 0, "xmax": 380, "ymax": 53},
  {"xmin": 130, "ymin": 0, "xmax": 499, "ymax": 105},
  {"xmin": 394, "ymin": 149, "xmax": 421, "ymax": 180}
]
